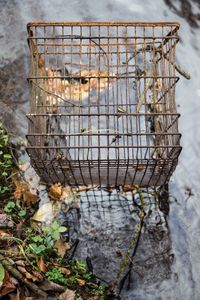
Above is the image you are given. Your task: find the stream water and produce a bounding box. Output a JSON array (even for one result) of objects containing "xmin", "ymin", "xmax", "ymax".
[{"xmin": 0, "ymin": 0, "xmax": 200, "ymax": 299}]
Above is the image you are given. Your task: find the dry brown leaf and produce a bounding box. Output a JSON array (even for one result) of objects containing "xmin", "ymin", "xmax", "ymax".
[
  {"xmin": 132, "ymin": 164, "xmax": 145, "ymax": 171},
  {"xmin": 76, "ymin": 278, "xmax": 86, "ymax": 286},
  {"xmin": 55, "ymin": 239, "xmax": 71, "ymax": 258},
  {"xmin": 31, "ymin": 270, "xmax": 43, "ymax": 282},
  {"xmin": 12, "ymin": 176, "xmax": 29, "ymax": 200},
  {"xmin": 60, "ymin": 186, "xmax": 72, "ymax": 200},
  {"xmin": 0, "ymin": 271, "xmax": 17, "ymax": 297},
  {"xmin": 38, "ymin": 256, "xmax": 46, "ymax": 273},
  {"xmin": 15, "ymin": 260, "xmax": 26, "ymax": 267},
  {"xmin": 76, "ymin": 185, "xmax": 97, "ymax": 192},
  {"xmin": 23, "ymin": 191, "xmax": 39, "ymax": 207},
  {"xmin": 38, "ymin": 279, "xmax": 65, "ymax": 292},
  {"xmin": 49, "ymin": 183, "xmax": 62, "ymax": 199},
  {"xmin": 12, "ymin": 174, "xmax": 39, "ymax": 207},
  {"xmin": 0, "ymin": 230, "xmax": 13, "ymax": 237},
  {"xmin": 8, "ymin": 288, "xmax": 20, "ymax": 300},
  {"xmin": 58, "ymin": 288, "xmax": 75, "ymax": 300},
  {"xmin": 59, "ymin": 267, "xmax": 71, "ymax": 276},
  {"xmin": 122, "ymin": 185, "xmax": 138, "ymax": 193},
  {"xmin": 17, "ymin": 266, "xmax": 42, "ymax": 282}
]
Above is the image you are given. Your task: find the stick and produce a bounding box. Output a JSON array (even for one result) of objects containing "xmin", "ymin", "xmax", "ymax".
[
  {"xmin": 0, "ymin": 254, "xmax": 47, "ymax": 299},
  {"xmin": 164, "ymin": 55, "xmax": 191, "ymax": 80},
  {"xmin": 29, "ymin": 80, "xmax": 85, "ymax": 108}
]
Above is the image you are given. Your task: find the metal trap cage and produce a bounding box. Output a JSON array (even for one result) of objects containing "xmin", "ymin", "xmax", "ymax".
[{"xmin": 26, "ymin": 22, "xmax": 182, "ymax": 187}]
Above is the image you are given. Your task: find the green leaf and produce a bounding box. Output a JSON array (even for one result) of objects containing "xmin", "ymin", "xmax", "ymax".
[
  {"xmin": 2, "ymin": 135, "xmax": 8, "ymax": 145},
  {"xmin": 3, "ymin": 154, "xmax": 12, "ymax": 160},
  {"xmin": 4, "ymin": 201, "xmax": 15, "ymax": 213},
  {"xmin": 51, "ymin": 231, "xmax": 60, "ymax": 241},
  {"xmin": 0, "ymin": 186, "xmax": 10, "ymax": 194},
  {"xmin": 59, "ymin": 226, "xmax": 67, "ymax": 233},
  {"xmin": 51, "ymin": 220, "xmax": 60, "ymax": 230},
  {"xmin": 0, "ymin": 263, "xmax": 5, "ymax": 285},
  {"xmin": 18, "ymin": 209, "xmax": 26, "ymax": 217},
  {"xmin": 31, "ymin": 235, "xmax": 43, "ymax": 243},
  {"xmin": 29, "ymin": 243, "xmax": 46, "ymax": 255},
  {"xmin": 1, "ymin": 172, "xmax": 8, "ymax": 177}
]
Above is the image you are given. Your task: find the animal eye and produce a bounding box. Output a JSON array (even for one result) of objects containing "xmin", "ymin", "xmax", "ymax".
[{"xmin": 81, "ymin": 78, "xmax": 88, "ymax": 84}]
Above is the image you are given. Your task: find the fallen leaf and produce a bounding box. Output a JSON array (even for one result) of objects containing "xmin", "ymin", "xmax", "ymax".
[
  {"xmin": 38, "ymin": 279, "xmax": 65, "ymax": 292},
  {"xmin": 12, "ymin": 177, "xmax": 29, "ymax": 200},
  {"xmin": 17, "ymin": 266, "xmax": 42, "ymax": 282},
  {"xmin": 31, "ymin": 202, "xmax": 54, "ymax": 224},
  {"xmin": 132, "ymin": 164, "xmax": 146, "ymax": 171},
  {"xmin": 58, "ymin": 288, "xmax": 75, "ymax": 300},
  {"xmin": 60, "ymin": 186, "xmax": 72, "ymax": 200},
  {"xmin": 76, "ymin": 278, "xmax": 86, "ymax": 286},
  {"xmin": 31, "ymin": 270, "xmax": 43, "ymax": 282},
  {"xmin": 49, "ymin": 183, "xmax": 62, "ymax": 199},
  {"xmin": 8, "ymin": 288, "xmax": 20, "ymax": 300},
  {"xmin": 0, "ymin": 230, "xmax": 13, "ymax": 237},
  {"xmin": 38, "ymin": 256, "xmax": 46, "ymax": 273},
  {"xmin": 55, "ymin": 239, "xmax": 71, "ymax": 258},
  {"xmin": 12, "ymin": 174, "xmax": 39, "ymax": 207},
  {"xmin": 76, "ymin": 185, "xmax": 97, "ymax": 192},
  {"xmin": 0, "ymin": 270, "xmax": 17, "ymax": 297},
  {"xmin": 59, "ymin": 267, "xmax": 71, "ymax": 276},
  {"xmin": 23, "ymin": 191, "xmax": 39, "ymax": 207},
  {"xmin": 15, "ymin": 260, "xmax": 26, "ymax": 267},
  {"xmin": 122, "ymin": 184, "xmax": 138, "ymax": 193}
]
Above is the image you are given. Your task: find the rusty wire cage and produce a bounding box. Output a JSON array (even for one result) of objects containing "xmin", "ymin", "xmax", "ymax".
[{"xmin": 26, "ymin": 22, "xmax": 182, "ymax": 187}]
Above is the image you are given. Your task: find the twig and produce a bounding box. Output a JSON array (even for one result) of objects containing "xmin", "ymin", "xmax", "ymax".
[
  {"xmin": 0, "ymin": 254, "xmax": 47, "ymax": 299},
  {"xmin": 30, "ymin": 80, "xmax": 85, "ymax": 108},
  {"xmin": 0, "ymin": 236, "xmax": 23, "ymax": 244},
  {"xmin": 18, "ymin": 245, "xmax": 39, "ymax": 272},
  {"xmin": 164, "ymin": 55, "xmax": 191, "ymax": 79},
  {"xmin": 66, "ymin": 239, "xmax": 79, "ymax": 262},
  {"xmin": 38, "ymin": 279, "xmax": 66, "ymax": 293},
  {"xmin": 111, "ymin": 189, "xmax": 146, "ymax": 294}
]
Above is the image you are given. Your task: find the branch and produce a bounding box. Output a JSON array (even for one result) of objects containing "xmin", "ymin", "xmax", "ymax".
[{"xmin": 0, "ymin": 254, "xmax": 47, "ymax": 299}]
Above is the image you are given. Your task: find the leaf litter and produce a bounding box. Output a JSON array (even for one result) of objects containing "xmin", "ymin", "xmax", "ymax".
[{"xmin": 0, "ymin": 126, "xmax": 106, "ymax": 299}]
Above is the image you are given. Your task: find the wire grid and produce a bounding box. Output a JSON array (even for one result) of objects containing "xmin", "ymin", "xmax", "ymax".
[{"xmin": 26, "ymin": 22, "xmax": 182, "ymax": 187}]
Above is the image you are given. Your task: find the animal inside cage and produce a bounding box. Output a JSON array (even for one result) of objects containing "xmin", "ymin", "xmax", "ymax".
[{"xmin": 26, "ymin": 22, "xmax": 182, "ymax": 187}]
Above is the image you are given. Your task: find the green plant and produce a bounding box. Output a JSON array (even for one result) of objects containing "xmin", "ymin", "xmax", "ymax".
[
  {"xmin": 93, "ymin": 285, "xmax": 106, "ymax": 298},
  {"xmin": 0, "ymin": 124, "xmax": 15, "ymax": 200},
  {"xmin": 3, "ymin": 200, "xmax": 26, "ymax": 220},
  {"xmin": 71, "ymin": 259, "xmax": 87, "ymax": 274},
  {"xmin": 43, "ymin": 220, "xmax": 67, "ymax": 240},
  {"xmin": 3, "ymin": 201, "xmax": 15, "ymax": 213},
  {"xmin": 46, "ymin": 268, "xmax": 67, "ymax": 284},
  {"xmin": 27, "ymin": 221, "xmax": 67, "ymax": 257},
  {"xmin": 27, "ymin": 234, "xmax": 53, "ymax": 257}
]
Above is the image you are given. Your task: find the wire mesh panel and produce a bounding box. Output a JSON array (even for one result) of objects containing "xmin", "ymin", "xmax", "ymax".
[{"xmin": 26, "ymin": 22, "xmax": 182, "ymax": 187}]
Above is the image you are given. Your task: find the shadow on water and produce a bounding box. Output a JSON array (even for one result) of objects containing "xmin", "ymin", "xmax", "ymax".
[{"xmin": 61, "ymin": 188, "xmax": 174, "ymax": 299}]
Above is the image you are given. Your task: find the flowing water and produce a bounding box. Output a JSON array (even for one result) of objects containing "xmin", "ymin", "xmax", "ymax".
[{"xmin": 0, "ymin": 0, "xmax": 200, "ymax": 299}]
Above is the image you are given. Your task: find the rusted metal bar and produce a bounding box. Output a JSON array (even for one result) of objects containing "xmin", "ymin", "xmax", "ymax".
[{"xmin": 26, "ymin": 22, "xmax": 181, "ymax": 187}]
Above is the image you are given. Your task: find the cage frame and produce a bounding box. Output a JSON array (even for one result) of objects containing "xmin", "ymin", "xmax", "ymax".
[{"xmin": 26, "ymin": 22, "xmax": 182, "ymax": 187}]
